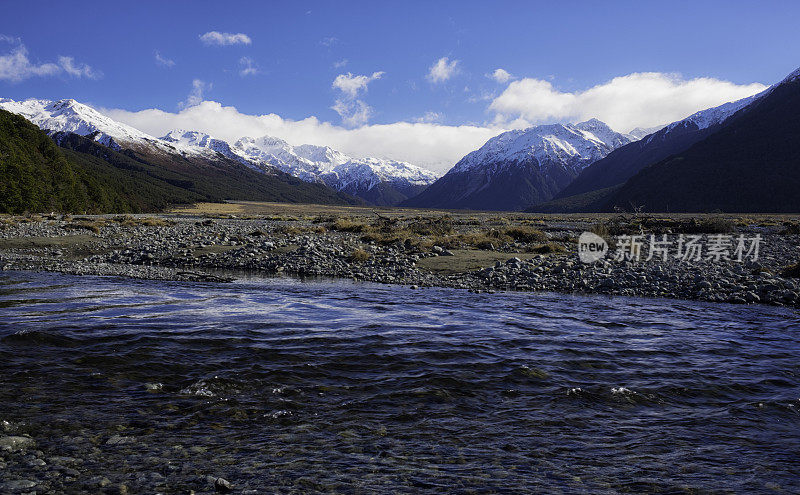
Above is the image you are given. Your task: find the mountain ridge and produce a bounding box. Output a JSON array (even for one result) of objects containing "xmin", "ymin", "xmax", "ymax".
[
  {"xmin": 402, "ymin": 119, "xmax": 634, "ymax": 211},
  {"xmin": 162, "ymin": 130, "xmax": 438, "ymax": 205},
  {"xmin": 554, "ymin": 79, "xmax": 776, "ymax": 201},
  {"xmin": 0, "ymin": 98, "xmax": 437, "ymax": 206}
]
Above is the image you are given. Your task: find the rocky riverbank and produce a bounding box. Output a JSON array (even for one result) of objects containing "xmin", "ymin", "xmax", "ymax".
[{"xmin": 1, "ymin": 209, "xmax": 799, "ymax": 308}]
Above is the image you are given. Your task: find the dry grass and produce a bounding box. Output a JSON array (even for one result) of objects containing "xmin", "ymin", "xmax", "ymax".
[
  {"xmin": 349, "ymin": 248, "xmax": 371, "ymax": 262},
  {"xmin": 591, "ymin": 215, "xmax": 737, "ymax": 237},
  {"xmin": 0, "ymin": 216, "xmax": 17, "ymax": 229},
  {"xmin": 504, "ymin": 226, "xmax": 547, "ymax": 243},
  {"xmin": 407, "ymin": 216, "xmax": 454, "ymax": 236},
  {"xmin": 111, "ymin": 216, "xmax": 174, "ymax": 227},
  {"xmin": 64, "ymin": 221, "xmax": 104, "ymax": 234},
  {"xmin": 416, "ymin": 249, "xmax": 542, "ymax": 274},
  {"xmin": 329, "ymin": 218, "xmax": 371, "ymax": 233},
  {"xmin": 357, "ymin": 223, "xmax": 553, "ymax": 252},
  {"xmin": 527, "ymin": 242, "xmax": 566, "ymax": 254}
]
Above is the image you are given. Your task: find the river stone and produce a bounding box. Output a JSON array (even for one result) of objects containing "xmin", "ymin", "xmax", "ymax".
[
  {"xmin": 0, "ymin": 480, "xmax": 38, "ymax": 492},
  {"xmin": 214, "ymin": 477, "xmax": 234, "ymax": 493},
  {"xmin": 105, "ymin": 434, "xmax": 134, "ymax": 445},
  {"xmin": 0, "ymin": 435, "xmax": 36, "ymax": 452}
]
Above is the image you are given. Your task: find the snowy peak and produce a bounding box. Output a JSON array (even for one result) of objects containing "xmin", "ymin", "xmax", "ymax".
[
  {"xmin": 627, "ymin": 125, "xmax": 665, "ymax": 140},
  {"xmin": 159, "ymin": 129, "xmax": 240, "ymax": 160},
  {"xmin": 226, "ymin": 134, "xmax": 439, "ymax": 188},
  {"xmin": 0, "ymin": 97, "xmax": 160, "ymax": 151},
  {"xmin": 574, "ymin": 118, "xmax": 631, "ymax": 148},
  {"xmin": 0, "ymin": 95, "xmax": 436, "ymax": 204},
  {"xmin": 662, "ymin": 67, "xmax": 800, "ymax": 135},
  {"xmin": 670, "ymin": 92, "xmax": 765, "ymax": 133},
  {"xmin": 778, "ymin": 65, "xmax": 800, "ymax": 85},
  {"xmin": 293, "ymin": 143, "xmax": 350, "ymax": 166},
  {"xmin": 452, "ymin": 119, "xmax": 633, "ymax": 174},
  {"xmin": 155, "ymin": 127, "xmax": 438, "ymax": 201}
]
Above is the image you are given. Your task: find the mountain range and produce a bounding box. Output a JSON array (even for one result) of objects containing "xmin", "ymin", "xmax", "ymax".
[
  {"xmin": 531, "ymin": 66, "xmax": 800, "ymax": 213},
  {"xmin": 3, "ymin": 65, "xmax": 799, "ymax": 214},
  {"xmin": 0, "ymin": 98, "xmax": 438, "ymax": 207},
  {"xmin": 603, "ymin": 68, "xmax": 800, "ymax": 212},
  {"xmin": 161, "ymin": 130, "xmax": 437, "ymax": 206},
  {"xmin": 402, "ymin": 119, "xmax": 637, "ymax": 211},
  {"xmin": 0, "ymin": 100, "xmax": 359, "ymax": 213}
]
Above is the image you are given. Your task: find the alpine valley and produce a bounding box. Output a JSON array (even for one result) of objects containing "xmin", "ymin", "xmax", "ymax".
[
  {"xmin": 0, "ymin": 98, "xmax": 438, "ymax": 212},
  {"xmin": 3, "ymin": 65, "xmax": 799, "ymax": 215}
]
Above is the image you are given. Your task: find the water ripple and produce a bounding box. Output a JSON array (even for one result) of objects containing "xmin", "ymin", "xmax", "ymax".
[{"xmin": 1, "ymin": 270, "xmax": 799, "ymax": 493}]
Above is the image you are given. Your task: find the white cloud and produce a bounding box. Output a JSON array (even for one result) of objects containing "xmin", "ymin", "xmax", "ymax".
[
  {"xmin": 332, "ymin": 71, "xmax": 384, "ymax": 98},
  {"xmin": 239, "ymin": 57, "xmax": 258, "ymax": 77},
  {"xmin": 180, "ymin": 79, "xmax": 212, "ymax": 108},
  {"xmin": 154, "ymin": 51, "xmax": 175, "ymax": 68},
  {"xmin": 427, "ymin": 57, "xmax": 459, "ymax": 83},
  {"xmin": 331, "ymin": 99, "xmax": 373, "ymax": 127},
  {"xmin": 0, "ymin": 37, "xmax": 99, "ymax": 82},
  {"xmin": 58, "ymin": 56, "xmax": 101, "ymax": 79},
  {"xmin": 489, "ymin": 72, "xmax": 768, "ymax": 131},
  {"xmin": 489, "ymin": 68, "xmax": 513, "ymax": 84},
  {"xmin": 199, "ymin": 31, "xmax": 252, "ymax": 46},
  {"xmin": 331, "ymin": 71, "xmax": 384, "ymax": 127},
  {"xmin": 101, "ymin": 101, "xmax": 501, "ymax": 173},
  {"xmin": 415, "ymin": 111, "xmax": 443, "ymax": 123},
  {"xmin": 333, "ymin": 59, "xmax": 348, "ymax": 69}
]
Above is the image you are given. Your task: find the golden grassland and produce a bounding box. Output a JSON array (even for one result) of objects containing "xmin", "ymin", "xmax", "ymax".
[{"xmin": 167, "ymin": 201, "xmax": 800, "ymax": 226}]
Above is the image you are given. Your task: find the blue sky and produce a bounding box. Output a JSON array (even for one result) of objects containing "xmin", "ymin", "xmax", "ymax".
[{"xmin": 1, "ymin": 0, "xmax": 799, "ymax": 171}]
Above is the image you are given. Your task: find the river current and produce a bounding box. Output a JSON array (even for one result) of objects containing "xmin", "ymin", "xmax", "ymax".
[{"xmin": 1, "ymin": 271, "xmax": 799, "ymax": 493}]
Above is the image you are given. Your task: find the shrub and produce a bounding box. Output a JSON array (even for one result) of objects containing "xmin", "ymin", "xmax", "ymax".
[
  {"xmin": 64, "ymin": 221, "xmax": 103, "ymax": 234},
  {"xmin": 528, "ymin": 242, "xmax": 566, "ymax": 254},
  {"xmin": 674, "ymin": 217, "xmax": 736, "ymax": 234},
  {"xmin": 504, "ymin": 226, "xmax": 547, "ymax": 243},
  {"xmin": 360, "ymin": 231, "xmax": 407, "ymax": 245},
  {"xmin": 329, "ymin": 218, "xmax": 370, "ymax": 232},
  {"xmin": 407, "ymin": 216, "xmax": 454, "ymax": 236},
  {"xmin": 349, "ymin": 248, "xmax": 371, "ymax": 262}
]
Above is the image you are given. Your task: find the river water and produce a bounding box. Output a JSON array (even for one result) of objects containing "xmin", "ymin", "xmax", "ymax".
[{"xmin": 1, "ymin": 271, "xmax": 799, "ymax": 493}]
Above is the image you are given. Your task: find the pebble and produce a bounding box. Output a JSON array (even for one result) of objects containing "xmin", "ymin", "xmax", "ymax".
[
  {"xmin": 0, "ymin": 480, "xmax": 38, "ymax": 493},
  {"xmin": 0, "ymin": 436, "xmax": 36, "ymax": 452},
  {"xmin": 214, "ymin": 477, "xmax": 234, "ymax": 493},
  {"xmin": 0, "ymin": 216, "xmax": 797, "ymax": 308}
]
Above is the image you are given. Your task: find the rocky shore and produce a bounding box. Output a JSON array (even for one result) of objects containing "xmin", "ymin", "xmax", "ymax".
[{"xmin": 1, "ymin": 207, "xmax": 799, "ymax": 308}]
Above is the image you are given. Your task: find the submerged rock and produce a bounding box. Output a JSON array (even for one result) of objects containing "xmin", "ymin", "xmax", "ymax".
[
  {"xmin": 0, "ymin": 435, "xmax": 36, "ymax": 452},
  {"xmin": 214, "ymin": 477, "xmax": 233, "ymax": 493}
]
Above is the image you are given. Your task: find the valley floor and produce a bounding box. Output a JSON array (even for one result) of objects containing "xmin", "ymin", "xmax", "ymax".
[{"xmin": 1, "ymin": 201, "xmax": 799, "ymax": 308}]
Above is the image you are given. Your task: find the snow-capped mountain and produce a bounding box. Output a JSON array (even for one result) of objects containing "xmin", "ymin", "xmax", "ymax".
[
  {"xmin": 627, "ymin": 125, "xmax": 665, "ymax": 140},
  {"xmin": 404, "ymin": 119, "xmax": 634, "ymax": 211},
  {"xmin": 555, "ymin": 77, "xmax": 780, "ymax": 201},
  {"xmin": 161, "ymin": 130, "xmax": 439, "ymax": 205},
  {"xmin": 0, "ymin": 98, "xmax": 438, "ymax": 206},
  {"xmin": 604, "ymin": 64, "xmax": 800, "ymax": 212},
  {"xmin": 452, "ymin": 119, "xmax": 633, "ymax": 175},
  {"xmin": 0, "ymin": 98, "xmax": 187, "ymax": 155}
]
